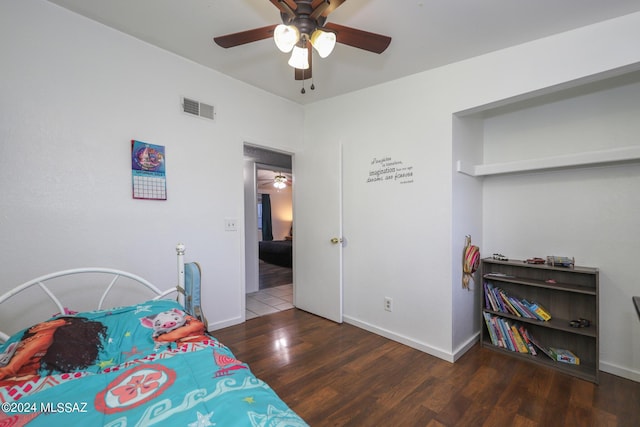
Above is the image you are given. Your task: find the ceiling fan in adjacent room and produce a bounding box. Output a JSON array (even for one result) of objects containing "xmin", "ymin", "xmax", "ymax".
[
  {"xmin": 257, "ymin": 170, "xmax": 292, "ymax": 191},
  {"xmin": 213, "ymin": 0, "xmax": 391, "ymax": 93}
]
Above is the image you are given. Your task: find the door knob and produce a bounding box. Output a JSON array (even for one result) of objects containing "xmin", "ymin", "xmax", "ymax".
[{"xmin": 330, "ymin": 237, "xmax": 343, "ymax": 244}]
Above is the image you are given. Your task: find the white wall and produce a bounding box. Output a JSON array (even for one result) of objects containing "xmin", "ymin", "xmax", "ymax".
[
  {"xmin": 451, "ymin": 115, "xmax": 484, "ymax": 356},
  {"xmin": 0, "ymin": 0, "xmax": 303, "ymax": 334},
  {"xmin": 303, "ymin": 10, "xmax": 640, "ymax": 382}
]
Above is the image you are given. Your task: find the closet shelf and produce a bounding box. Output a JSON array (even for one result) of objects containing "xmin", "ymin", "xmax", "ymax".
[{"xmin": 456, "ymin": 145, "xmax": 640, "ymax": 177}]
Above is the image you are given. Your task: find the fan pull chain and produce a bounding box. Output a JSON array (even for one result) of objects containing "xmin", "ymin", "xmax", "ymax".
[
  {"xmin": 300, "ymin": 72, "xmax": 315, "ymax": 93},
  {"xmin": 310, "ymin": 49, "xmax": 315, "ymax": 91}
]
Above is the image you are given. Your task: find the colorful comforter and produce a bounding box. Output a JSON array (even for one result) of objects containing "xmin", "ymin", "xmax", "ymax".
[{"xmin": 0, "ymin": 299, "xmax": 307, "ymax": 426}]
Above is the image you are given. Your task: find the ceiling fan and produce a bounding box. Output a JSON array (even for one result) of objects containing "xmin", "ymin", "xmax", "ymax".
[
  {"xmin": 213, "ymin": 0, "xmax": 391, "ymax": 90},
  {"xmin": 257, "ymin": 170, "xmax": 291, "ymax": 190}
]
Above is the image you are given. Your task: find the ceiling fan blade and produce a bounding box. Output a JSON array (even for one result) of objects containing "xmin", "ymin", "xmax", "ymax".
[
  {"xmin": 268, "ymin": 0, "xmax": 297, "ymax": 13},
  {"xmin": 295, "ymin": 47, "xmax": 313, "ymax": 81},
  {"xmin": 311, "ymin": 0, "xmax": 346, "ymax": 17},
  {"xmin": 268, "ymin": 0, "xmax": 297, "ymax": 19},
  {"xmin": 214, "ymin": 25, "xmax": 277, "ymax": 48},
  {"xmin": 324, "ymin": 22, "xmax": 391, "ymax": 54}
]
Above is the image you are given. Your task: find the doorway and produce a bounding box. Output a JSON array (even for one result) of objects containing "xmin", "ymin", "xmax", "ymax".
[{"xmin": 243, "ymin": 145, "xmax": 294, "ymax": 319}]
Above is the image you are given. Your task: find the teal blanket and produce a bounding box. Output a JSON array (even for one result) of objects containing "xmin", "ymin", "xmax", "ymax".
[{"xmin": 0, "ymin": 300, "xmax": 307, "ymax": 426}]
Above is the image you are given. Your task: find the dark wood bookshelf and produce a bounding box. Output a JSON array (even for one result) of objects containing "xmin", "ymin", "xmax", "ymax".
[{"xmin": 481, "ymin": 257, "xmax": 599, "ymax": 383}]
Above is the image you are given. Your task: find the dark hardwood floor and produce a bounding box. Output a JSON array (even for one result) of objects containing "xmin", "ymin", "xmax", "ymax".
[
  {"xmin": 213, "ymin": 309, "xmax": 640, "ymax": 427},
  {"xmin": 259, "ymin": 260, "xmax": 293, "ymax": 289}
]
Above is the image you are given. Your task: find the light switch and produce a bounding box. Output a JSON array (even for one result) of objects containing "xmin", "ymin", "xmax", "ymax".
[{"xmin": 224, "ymin": 218, "xmax": 238, "ymax": 231}]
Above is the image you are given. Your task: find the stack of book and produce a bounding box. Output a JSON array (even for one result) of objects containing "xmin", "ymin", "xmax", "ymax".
[
  {"xmin": 483, "ymin": 313, "xmax": 581, "ymax": 365},
  {"xmin": 484, "ymin": 282, "xmax": 551, "ymax": 321},
  {"xmin": 482, "ymin": 313, "xmax": 538, "ymax": 354}
]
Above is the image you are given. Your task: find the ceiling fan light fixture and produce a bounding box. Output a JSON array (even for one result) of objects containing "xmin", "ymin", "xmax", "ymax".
[
  {"xmin": 288, "ymin": 46, "xmax": 309, "ymax": 69},
  {"xmin": 274, "ymin": 24, "xmax": 299, "ymax": 53},
  {"xmin": 273, "ymin": 173, "xmax": 287, "ymax": 189},
  {"xmin": 310, "ymin": 29, "xmax": 336, "ymax": 58}
]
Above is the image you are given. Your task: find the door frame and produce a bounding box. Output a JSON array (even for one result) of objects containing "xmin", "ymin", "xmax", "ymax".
[{"xmin": 242, "ymin": 144, "xmax": 294, "ymax": 315}]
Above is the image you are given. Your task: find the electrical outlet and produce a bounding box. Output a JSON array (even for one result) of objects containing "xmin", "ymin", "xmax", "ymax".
[
  {"xmin": 224, "ymin": 218, "xmax": 238, "ymax": 231},
  {"xmin": 384, "ymin": 297, "xmax": 393, "ymax": 312}
]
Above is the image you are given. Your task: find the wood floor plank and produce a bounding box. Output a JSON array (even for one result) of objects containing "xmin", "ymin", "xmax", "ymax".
[
  {"xmin": 213, "ymin": 309, "xmax": 640, "ymax": 426},
  {"xmin": 259, "ymin": 260, "xmax": 292, "ymax": 289}
]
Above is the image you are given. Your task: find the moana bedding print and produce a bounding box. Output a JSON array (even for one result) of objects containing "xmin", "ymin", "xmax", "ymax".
[{"xmin": 0, "ymin": 300, "xmax": 307, "ymax": 426}]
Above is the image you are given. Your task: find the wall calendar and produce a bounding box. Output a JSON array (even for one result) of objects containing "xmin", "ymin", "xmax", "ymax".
[{"xmin": 131, "ymin": 140, "xmax": 166, "ymax": 200}]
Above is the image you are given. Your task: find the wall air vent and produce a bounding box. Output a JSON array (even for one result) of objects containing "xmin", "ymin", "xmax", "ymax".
[{"xmin": 182, "ymin": 97, "xmax": 215, "ymax": 121}]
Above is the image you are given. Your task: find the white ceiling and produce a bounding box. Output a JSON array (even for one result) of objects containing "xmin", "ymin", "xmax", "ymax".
[{"xmin": 47, "ymin": 0, "xmax": 640, "ymax": 105}]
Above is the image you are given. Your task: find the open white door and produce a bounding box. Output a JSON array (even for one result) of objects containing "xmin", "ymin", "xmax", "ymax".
[{"xmin": 293, "ymin": 140, "xmax": 343, "ymax": 323}]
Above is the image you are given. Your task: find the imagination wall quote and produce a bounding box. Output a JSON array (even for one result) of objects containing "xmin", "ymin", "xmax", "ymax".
[{"xmin": 366, "ymin": 156, "xmax": 414, "ymax": 185}]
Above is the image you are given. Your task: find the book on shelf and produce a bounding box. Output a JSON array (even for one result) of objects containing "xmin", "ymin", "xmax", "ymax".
[
  {"xmin": 501, "ymin": 319, "xmax": 516, "ymax": 351},
  {"xmin": 522, "ymin": 329, "xmax": 554, "ymax": 360},
  {"xmin": 522, "ymin": 299, "xmax": 552, "ymax": 321},
  {"xmin": 483, "ymin": 282, "xmax": 551, "ymax": 321},
  {"xmin": 499, "ymin": 290, "xmax": 521, "ymax": 317},
  {"xmin": 483, "ymin": 313, "xmax": 532, "ymax": 354},
  {"xmin": 511, "ymin": 298, "xmax": 538, "ymax": 318},
  {"xmin": 483, "ymin": 282, "xmax": 500, "ymax": 311},
  {"xmin": 548, "ymin": 347, "xmax": 580, "ymax": 365},
  {"xmin": 483, "ymin": 312, "xmax": 499, "ymax": 347},
  {"xmin": 510, "ymin": 324, "xmax": 529, "ymax": 353},
  {"xmin": 519, "ymin": 325, "xmax": 537, "ymax": 356},
  {"xmin": 485, "ymin": 272, "xmax": 515, "ymax": 278},
  {"xmin": 484, "ymin": 314, "xmax": 575, "ymax": 362}
]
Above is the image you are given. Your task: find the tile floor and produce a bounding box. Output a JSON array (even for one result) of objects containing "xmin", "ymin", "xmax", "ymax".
[{"xmin": 246, "ymin": 284, "xmax": 293, "ymax": 320}]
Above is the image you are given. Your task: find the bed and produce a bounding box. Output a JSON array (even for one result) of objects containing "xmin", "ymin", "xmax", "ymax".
[
  {"xmin": 258, "ymin": 240, "xmax": 292, "ymax": 268},
  {"xmin": 0, "ymin": 244, "xmax": 307, "ymax": 426}
]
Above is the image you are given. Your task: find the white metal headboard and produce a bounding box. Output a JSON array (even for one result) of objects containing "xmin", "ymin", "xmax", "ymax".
[{"xmin": 0, "ymin": 243, "xmax": 187, "ymax": 343}]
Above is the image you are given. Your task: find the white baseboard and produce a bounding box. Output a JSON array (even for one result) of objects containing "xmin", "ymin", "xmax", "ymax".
[
  {"xmin": 453, "ymin": 332, "xmax": 480, "ymax": 361},
  {"xmin": 600, "ymin": 360, "xmax": 640, "ymax": 382},
  {"xmin": 208, "ymin": 315, "xmax": 243, "ymax": 331},
  {"xmin": 343, "ymin": 315, "xmax": 457, "ymax": 363}
]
